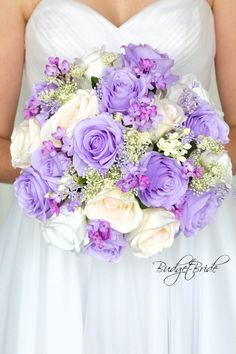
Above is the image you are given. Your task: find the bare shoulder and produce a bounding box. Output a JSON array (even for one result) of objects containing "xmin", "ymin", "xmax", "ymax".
[{"xmin": 3, "ymin": 0, "xmax": 42, "ymax": 22}]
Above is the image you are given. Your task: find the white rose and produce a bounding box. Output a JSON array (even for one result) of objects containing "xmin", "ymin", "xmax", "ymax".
[
  {"xmin": 167, "ymin": 74, "xmax": 211, "ymax": 103},
  {"xmin": 40, "ymin": 89, "xmax": 99, "ymax": 143},
  {"xmin": 10, "ymin": 118, "xmax": 41, "ymax": 168},
  {"xmin": 42, "ymin": 208, "xmax": 89, "ymax": 252},
  {"xmin": 155, "ymin": 99, "xmax": 186, "ymax": 138},
  {"xmin": 84, "ymin": 187, "xmax": 143, "ymax": 233},
  {"xmin": 201, "ymin": 150, "xmax": 233, "ymax": 187},
  {"xmin": 81, "ymin": 47, "xmax": 106, "ymax": 80},
  {"xmin": 126, "ymin": 208, "xmax": 180, "ymax": 258}
]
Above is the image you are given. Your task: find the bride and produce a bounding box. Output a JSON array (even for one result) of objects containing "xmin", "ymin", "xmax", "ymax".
[{"xmin": 0, "ymin": 0, "xmax": 236, "ymax": 353}]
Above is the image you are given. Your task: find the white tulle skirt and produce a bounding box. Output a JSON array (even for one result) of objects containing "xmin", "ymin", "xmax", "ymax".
[{"xmin": 0, "ymin": 179, "xmax": 236, "ymax": 354}]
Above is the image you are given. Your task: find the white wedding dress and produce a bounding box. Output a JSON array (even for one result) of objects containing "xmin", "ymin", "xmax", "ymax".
[{"xmin": 0, "ymin": 0, "xmax": 236, "ymax": 353}]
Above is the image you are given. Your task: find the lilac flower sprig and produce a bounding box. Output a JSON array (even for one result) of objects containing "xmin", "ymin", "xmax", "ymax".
[
  {"xmin": 44, "ymin": 57, "xmax": 71, "ymax": 79},
  {"xmin": 116, "ymin": 167, "xmax": 150, "ymax": 193},
  {"xmin": 23, "ymin": 81, "xmax": 59, "ymax": 124},
  {"xmin": 123, "ymin": 94, "xmax": 163, "ymax": 132}
]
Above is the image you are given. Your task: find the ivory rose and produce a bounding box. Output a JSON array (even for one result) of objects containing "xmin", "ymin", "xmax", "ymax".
[
  {"xmin": 10, "ymin": 118, "xmax": 41, "ymax": 168},
  {"xmin": 155, "ymin": 99, "xmax": 186, "ymax": 138},
  {"xmin": 126, "ymin": 208, "xmax": 180, "ymax": 258},
  {"xmin": 84, "ymin": 187, "xmax": 143, "ymax": 233},
  {"xmin": 40, "ymin": 89, "xmax": 99, "ymax": 143}
]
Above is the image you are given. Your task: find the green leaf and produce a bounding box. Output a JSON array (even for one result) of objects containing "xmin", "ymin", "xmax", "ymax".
[
  {"xmin": 91, "ymin": 76, "xmax": 100, "ymax": 89},
  {"xmin": 185, "ymin": 140, "xmax": 197, "ymax": 158},
  {"xmin": 135, "ymin": 196, "xmax": 149, "ymax": 210},
  {"xmin": 75, "ymin": 176, "xmax": 87, "ymax": 185}
]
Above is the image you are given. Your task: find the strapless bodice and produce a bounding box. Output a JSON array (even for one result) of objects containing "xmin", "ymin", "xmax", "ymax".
[{"xmin": 25, "ymin": 0, "xmax": 215, "ymax": 89}]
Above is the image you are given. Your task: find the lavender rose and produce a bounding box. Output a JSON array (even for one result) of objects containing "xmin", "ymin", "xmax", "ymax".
[
  {"xmin": 139, "ymin": 152, "xmax": 188, "ymax": 209},
  {"xmin": 183, "ymin": 101, "xmax": 229, "ymax": 144},
  {"xmin": 180, "ymin": 189, "xmax": 220, "ymax": 237},
  {"xmin": 121, "ymin": 43, "xmax": 179, "ymax": 89},
  {"xmin": 84, "ymin": 220, "xmax": 127, "ymax": 263},
  {"xmin": 31, "ymin": 145, "xmax": 71, "ymax": 191},
  {"xmin": 73, "ymin": 113, "xmax": 123, "ymax": 174},
  {"xmin": 99, "ymin": 67, "xmax": 147, "ymax": 114},
  {"xmin": 14, "ymin": 167, "xmax": 53, "ymax": 221}
]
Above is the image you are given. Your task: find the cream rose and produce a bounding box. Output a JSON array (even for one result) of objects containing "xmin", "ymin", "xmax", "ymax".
[
  {"xmin": 84, "ymin": 187, "xmax": 143, "ymax": 233},
  {"xmin": 10, "ymin": 118, "xmax": 41, "ymax": 168},
  {"xmin": 40, "ymin": 89, "xmax": 99, "ymax": 143},
  {"xmin": 126, "ymin": 208, "xmax": 180, "ymax": 258},
  {"xmin": 155, "ymin": 99, "xmax": 186, "ymax": 138},
  {"xmin": 42, "ymin": 208, "xmax": 89, "ymax": 252},
  {"xmin": 201, "ymin": 150, "xmax": 233, "ymax": 187}
]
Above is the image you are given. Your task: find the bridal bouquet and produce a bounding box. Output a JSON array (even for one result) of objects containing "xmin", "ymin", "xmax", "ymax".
[{"xmin": 11, "ymin": 43, "xmax": 232, "ymax": 262}]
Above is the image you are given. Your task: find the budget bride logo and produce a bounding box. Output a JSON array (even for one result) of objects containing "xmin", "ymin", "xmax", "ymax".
[{"xmin": 152, "ymin": 254, "xmax": 230, "ymax": 286}]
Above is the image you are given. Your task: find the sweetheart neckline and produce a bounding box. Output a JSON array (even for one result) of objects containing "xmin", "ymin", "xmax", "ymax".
[
  {"xmin": 72, "ymin": 0, "xmax": 161, "ymax": 29},
  {"xmin": 26, "ymin": 0, "xmax": 213, "ymax": 33}
]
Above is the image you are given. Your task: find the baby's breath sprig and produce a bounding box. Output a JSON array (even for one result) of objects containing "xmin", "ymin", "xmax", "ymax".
[
  {"xmin": 69, "ymin": 63, "xmax": 87, "ymax": 79},
  {"xmin": 39, "ymin": 81, "xmax": 78, "ymax": 105},
  {"xmin": 38, "ymin": 89, "xmax": 56, "ymax": 102},
  {"xmin": 81, "ymin": 166, "xmax": 122, "ymax": 203},
  {"xmin": 189, "ymin": 161, "xmax": 225, "ymax": 194},
  {"xmin": 54, "ymin": 82, "xmax": 78, "ymax": 104},
  {"xmin": 105, "ymin": 165, "xmax": 122, "ymax": 184},
  {"xmin": 45, "ymin": 76, "xmax": 63, "ymax": 86},
  {"xmin": 81, "ymin": 169, "xmax": 104, "ymax": 202},
  {"xmin": 101, "ymin": 51, "xmax": 119, "ymax": 66},
  {"xmin": 113, "ymin": 112, "xmax": 123, "ymax": 122},
  {"xmin": 123, "ymin": 128, "xmax": 152, "ymax": 163},
  {"xmin": 197, "ymin": 135, "xmax": 224, "ymax": 153}
]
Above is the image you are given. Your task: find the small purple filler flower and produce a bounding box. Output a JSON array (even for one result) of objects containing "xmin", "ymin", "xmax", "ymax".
[
  {"xmin": 123, "ymin": 95, "xmax": 163, "ymax": 132},
  {"xmin": 23, "ymin": 81, "xmax": 59, "ymax": 125},
  {"xmin": 139, "ymin": 151, "xmax": 188, "ymax": 209},
  {"xmin": 73, "ymin": 113, "xmax": 123, "ymax": 174},
  {"xmin": 14, "ymin": 167, "xmax": 53, "ymax": 221},
  {"xmin": 84, "ymin": 220, "xmax": 127, "ymax": 262}
]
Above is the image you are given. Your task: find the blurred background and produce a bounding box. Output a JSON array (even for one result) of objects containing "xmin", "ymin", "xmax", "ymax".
[{"xmin": 0, "ymin": 68, "xmax": 221, "ymax": 225}]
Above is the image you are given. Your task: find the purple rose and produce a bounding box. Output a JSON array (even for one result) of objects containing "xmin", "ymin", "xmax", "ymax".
[
  {"xmin": 139, "ymin": 152, "xmax": 188, "ymax": 209},
  {"xmin": 73, "ymin": 113, "xmax": 123, "ymax": 174},
  {"xmin": 99, "ymin": 67, "xmax": 147, "ymax": 114},
  {"xmin": 121, "ymin": 43, "xmax": 179, "ymax": 89},
  {"xmin": 84, "ymin": 220, "xmax": 127, "ymax": 262},
  {"xmin": 180, "ymin": 189, "xmax": 220, "ymax": 237},
  {"xmin": 183, "ymin": 101, "xmax": 229, "ymax": 144},
  {"xmin": 31, "ymin": 146, "xmax": 71, "ymax": 191},
  {"xmin": 14, "ymin": 167, "xmax": 53, "ymax": 221}
]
